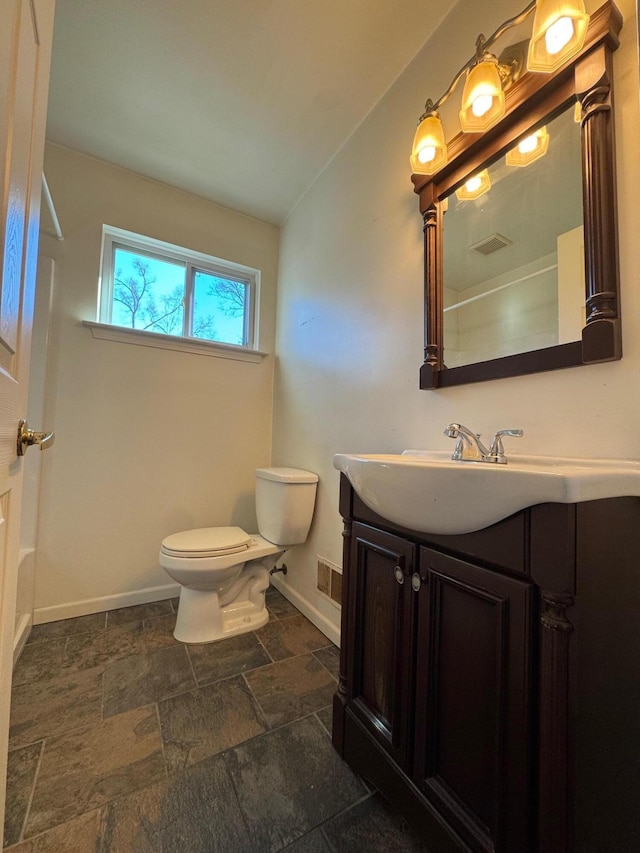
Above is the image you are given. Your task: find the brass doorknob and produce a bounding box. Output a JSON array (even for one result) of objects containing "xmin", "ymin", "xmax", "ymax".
[{"xmin": 17, "ymin": 419, "xmax": 55, "ymax": 456}]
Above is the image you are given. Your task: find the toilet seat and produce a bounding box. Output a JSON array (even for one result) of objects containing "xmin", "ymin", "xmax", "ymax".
[{"xmin": 161, "ymin": 526, "xmax": 251, "ymax": 559}]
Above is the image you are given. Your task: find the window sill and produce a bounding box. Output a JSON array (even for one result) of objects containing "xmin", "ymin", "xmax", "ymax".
[{"xmin": 82, "ymin": 321, "xmax": 269, "ymax": 363}]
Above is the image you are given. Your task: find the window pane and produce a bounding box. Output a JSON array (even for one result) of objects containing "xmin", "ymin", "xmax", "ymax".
[
  {"xmin": 112, "ymin": 247, "xmax": 185, "ymax": 336},
  {"xmin": 192, "ymin": 270, "xmax": 248, "ymax": 345}
]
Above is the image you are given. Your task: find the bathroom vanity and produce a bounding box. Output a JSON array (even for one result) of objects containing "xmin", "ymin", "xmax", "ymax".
[{"xmin": 332, "ymin": 473, "xmax": 640, "ymax": 852}]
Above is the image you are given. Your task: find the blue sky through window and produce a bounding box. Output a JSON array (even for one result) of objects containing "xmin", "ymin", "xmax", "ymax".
[
  {"xmin": 112, "ymin": 247, "xmax": 246, "ymax": 345},
  {"xmin": 194, "ymin": 270, "xmax": 245, "ymax": 345}
]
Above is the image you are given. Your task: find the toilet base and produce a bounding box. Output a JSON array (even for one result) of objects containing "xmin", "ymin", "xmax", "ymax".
[{"xmin": 173, "ymin": 564, "xmax": 271, "ymax": 644}]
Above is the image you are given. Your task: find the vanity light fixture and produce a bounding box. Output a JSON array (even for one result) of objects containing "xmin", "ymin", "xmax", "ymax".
[
  {"xmin": 505, "ymin": 125, "xmax": 550, "ymax": 166},
  {"xmin": 455, "ymin": 169, "xmax": 491, "ymax": 201},
  {"xmin": 459, "ymin": 46, "xmax": 506, "ymax": 132},
  {"xmin": 410, "ymin": 0, "xmax": 589, "ymax": 176},
  {"xmin": 527, "ymin": 0, "xmax": 590, "ymax": 71},
  {"xmin": 410, "ymin": 109, "xmax": 447, "ymax": 173}
]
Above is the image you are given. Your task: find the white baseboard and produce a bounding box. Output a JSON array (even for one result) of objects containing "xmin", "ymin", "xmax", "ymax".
[
  {"xmin": 31, "ymin": 578, "xmax": 341, "ymax": 648},
  {"xmin": 13, "ymin": 612, "xmax": 32, "ymax": 666},
  {"xmin": 270, "ymin": 577, "xmax": 341, "ymax": 647},
  {"xmin": 33, "ymin": 582, "xmax": 181, "ymax": 625}
]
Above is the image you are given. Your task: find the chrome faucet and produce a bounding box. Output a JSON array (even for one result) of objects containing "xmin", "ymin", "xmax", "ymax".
[{"xmin": 444, "ymin": 423, "xmax": 524, "ymax": 464}]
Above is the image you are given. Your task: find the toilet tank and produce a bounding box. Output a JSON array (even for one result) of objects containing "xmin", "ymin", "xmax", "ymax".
[{"xmin": 255, "ymin": 467, "xmax": 318, "ymax": 546}]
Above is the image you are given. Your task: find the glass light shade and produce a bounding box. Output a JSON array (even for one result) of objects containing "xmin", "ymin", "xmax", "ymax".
[
  {"xmin": 410, "ymin": 114, "xmax": 448, "ymax": 175},
  {"xmin": 526, "ymin": 0, "xmax": 589, "ymax": 73},
  {"xmin": 505, "ymin": 126, "xmax": 550, "ymax": 166},
  {"xmin": 455, "ymin": 169, "xmax": 491, "ymax": 201},
  {"xmin": 459, "ymin": 59, "xmax": 505, "ymax": 132}
]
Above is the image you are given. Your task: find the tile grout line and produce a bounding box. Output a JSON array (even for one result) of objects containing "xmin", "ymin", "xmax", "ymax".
[
  {"xmin": 11, "ymin": 808, "xmax": 105, "ymax": 853},
  {"xmin": 227, "ymin": 702, "xmax": 335, "ymax": 750},
  {"xmin": 8, "ymin": 673, "xmax": 112, "ymax": 754},
  {"xmin": 311, "ymin": 648, "xmax": 340, "ymax": 684},
  {"xmin": 88, "ymin": 706, "xmax": 344, "ymax": 824},
  {"xmin": 319, "ymin": 823, "xmax": 339, "ymax": 853},
  {"xmin": 253, "ymin": 629, "xmax": 276, "ymax": 665},
  {"xmin": 240, "ymin": 671, "xmax": 271, "ymax": 733},
  {"xmin": 183, "ymin": 643, "xmax": 200, "ymax": 688},
  {"xmin": 153, "ymin": 702, "xmax": 169, "ymax": 779},
  {"xmin": 313, "ymin": 709, "xmax": 332, "ymax": 738},
  {"xmin": 183, "ymin": 656, "xmax": 275, "ymax": 692},
  {"xmin": 23, "ymin": 701, "xmax": 171, "ymax": 843},
  {"xmin": 219, "ymin": 750, "xmax": 255, "ymax": 843},
  {"xmin": 96, "ymin": 807, "xmax": 106, "ymax": 853},
  {"xmin": 99, "ymin": 669, "xmax": 106, "ymax": 722},
  {"xmin": 310, "ymin": 790, "xmax": 377, "ymax": 853},
  {"xmin": 17, "ymin": 738, "xmax": 45, "ymax": 845},
  {"xmin": 8, "ymin": 716, "xmax": 102, "ymax": 756}
]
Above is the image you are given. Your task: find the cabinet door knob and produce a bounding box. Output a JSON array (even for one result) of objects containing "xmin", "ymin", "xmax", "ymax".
[
  {"xmin": 394, "ymin": 566, "xmax": 405, "ymax": 585},
  {"xmin": 411, "ymin": 572, "xmax": 422, "ymax": 592}
]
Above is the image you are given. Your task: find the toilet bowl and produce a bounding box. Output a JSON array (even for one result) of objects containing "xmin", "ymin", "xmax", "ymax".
[{"xmin": 159, "ymin": 467, "xmax": 318, "ymax": 644}]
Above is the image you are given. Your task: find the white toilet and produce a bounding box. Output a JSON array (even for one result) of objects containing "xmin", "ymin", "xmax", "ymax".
[{"xmin": 159, "ymin": 467, "xmax": 318, "ymax": 644}]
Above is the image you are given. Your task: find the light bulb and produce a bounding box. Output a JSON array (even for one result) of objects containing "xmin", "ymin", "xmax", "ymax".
[
  {"xmin": 545, "ymin": 17, "xmax": 574, "ymax": 55},
  {"xmin": 518, "ymin": 134, "xmax": 539, "ymax": 155},
  {"xmin": 472, "ymin": 94, "xmax": 493, "ymax": 118},
  {"xmin": 527, "ymin": 1, "xmax": 589, "ymax": 73},
  {"xmin": 418, "ymin": 145, "xmax": 436, "ymax": 164},
  {"xmin": 506, "ymin": 126, "xmax": 549, "ymax": 167},
  {"xmin": 410, "ymin": 113, "xmax": 447, "ymax": 174},
  {"xmin": 456, "ymin": 169, "xmax": 491, "ymax": 200}
]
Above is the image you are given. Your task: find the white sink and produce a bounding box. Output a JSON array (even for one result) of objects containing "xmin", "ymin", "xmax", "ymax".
[{"xmin": 333, "ymin": 450, "xmax": 640, "ymax": 535}]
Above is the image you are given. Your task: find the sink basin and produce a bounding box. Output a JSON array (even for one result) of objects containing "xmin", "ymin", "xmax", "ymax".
[{"xmin": 333, "ymin": 450, "xmax": 640, "ymax": 535}]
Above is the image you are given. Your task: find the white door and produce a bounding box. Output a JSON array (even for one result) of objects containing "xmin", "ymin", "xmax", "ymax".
[{"xmin": 0, "ymin": 0, "xmax": 54, "ymax": 830}]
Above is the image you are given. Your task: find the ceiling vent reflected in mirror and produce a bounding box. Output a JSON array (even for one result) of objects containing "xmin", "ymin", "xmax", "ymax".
[{"xmin": 470, "ymin": 233, "xmax": 513, "ymax": 256}]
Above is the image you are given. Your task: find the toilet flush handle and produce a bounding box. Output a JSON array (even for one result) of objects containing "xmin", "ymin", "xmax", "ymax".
[{"xmin": 17, "ymin": 419, "xmax": 55, "ymax": 456}]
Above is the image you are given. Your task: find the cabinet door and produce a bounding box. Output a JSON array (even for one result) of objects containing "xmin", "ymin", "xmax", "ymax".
[
  {"xmin": 413, "ymin": 548, "xmax": 535, "ymax": 853},
  {"xmin": 347, "ymin": 523, "xmax": 417, "ymax": 769}
]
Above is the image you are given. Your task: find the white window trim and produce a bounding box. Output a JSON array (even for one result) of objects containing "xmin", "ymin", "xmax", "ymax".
[
  {"xmin": 97, "ymin": 225, "xmax": 264, "ymax": 356},
  {"xmin": 82, "ymin": 320, "xmax": 268, "ymax": 362}
]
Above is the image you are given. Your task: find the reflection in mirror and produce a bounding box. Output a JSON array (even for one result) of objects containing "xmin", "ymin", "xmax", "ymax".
[{"xmin": 442, "ymin": 104, "xmax": 584, "ymax": 369}]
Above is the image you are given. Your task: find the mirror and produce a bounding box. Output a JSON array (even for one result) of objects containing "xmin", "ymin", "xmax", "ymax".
[
  {"xmin": 443, "ymin": 105, "xmax": 584, "ymax": 369},
  {"xmin": 412, "ymin": 1, "xmax": 622, "ymax": 389}
]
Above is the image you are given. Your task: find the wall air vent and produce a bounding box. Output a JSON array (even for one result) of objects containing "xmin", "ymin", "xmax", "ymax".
[{"xmin": 470, "ymin": 233, "xmax": 513, "ymax": 256}]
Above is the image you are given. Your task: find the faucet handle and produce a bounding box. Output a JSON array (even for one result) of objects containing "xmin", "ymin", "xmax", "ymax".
[{"xmin": 489, "ymin": 428, "xmax": 524, "ymax": 462}]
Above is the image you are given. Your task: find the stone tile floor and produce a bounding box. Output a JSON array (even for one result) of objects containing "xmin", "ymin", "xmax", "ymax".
[{"xmin": 3, "ymin": 587, "xmax": 430, "ymax": 852}]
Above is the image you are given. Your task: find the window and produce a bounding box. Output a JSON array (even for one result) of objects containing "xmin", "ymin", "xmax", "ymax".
[{"xmin": 97, "ymin": 226, "xmax": 260, "ymax": 353}]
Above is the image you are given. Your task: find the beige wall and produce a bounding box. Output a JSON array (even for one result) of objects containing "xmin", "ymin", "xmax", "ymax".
[
  {"xmin": 36, "ymin": 144, "xmax": 279, "ymax": 618},
  {"xmin": 272, "ymin": 0, "xmax": 640, "ymax": 637}
]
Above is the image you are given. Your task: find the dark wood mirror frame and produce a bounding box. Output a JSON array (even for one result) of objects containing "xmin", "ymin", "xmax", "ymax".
[{"xmin": 412, "ymin": 1, "xmax": 623, "ymax": 389}]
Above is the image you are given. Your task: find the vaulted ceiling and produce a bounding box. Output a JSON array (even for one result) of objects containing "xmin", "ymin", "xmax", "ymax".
[{"xmin": 46, "ymin": 0, "xmax": 455, "ymax": 224}]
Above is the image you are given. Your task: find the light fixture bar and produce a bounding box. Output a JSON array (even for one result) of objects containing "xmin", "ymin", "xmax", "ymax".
[
  {"xmin": 411, "ymin": 0, "xmax": 591, "ymax": 176},
  {"xmin": 419, "ymin": 0, "xmax": 536, "ymax": 120},
  {"xmin": 483, "ymin": 1, "xmax": 537, "ymax": 55}
]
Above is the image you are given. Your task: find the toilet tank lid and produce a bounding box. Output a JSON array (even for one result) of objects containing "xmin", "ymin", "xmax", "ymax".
[{"xmin": 256, "ymin": 467, "xmax": 318, "ymax": 484}]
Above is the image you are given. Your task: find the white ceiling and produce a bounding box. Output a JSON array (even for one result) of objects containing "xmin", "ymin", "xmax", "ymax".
[{"xmin": 47, "ymin": 0, "xmax": 455, "ymax": 225}]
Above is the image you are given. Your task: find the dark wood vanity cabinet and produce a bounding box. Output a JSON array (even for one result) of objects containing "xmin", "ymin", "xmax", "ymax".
[
  {"xmin": 346, "ymin": 525, "xmax": 418, "ymax": 771},
  {"xmin": 413, "ymin": 548, "xmax": 535, "ymax": 852},
  {"xmin": 333, "ymin": 476, "xmax": 640, "ymax": 853}
]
